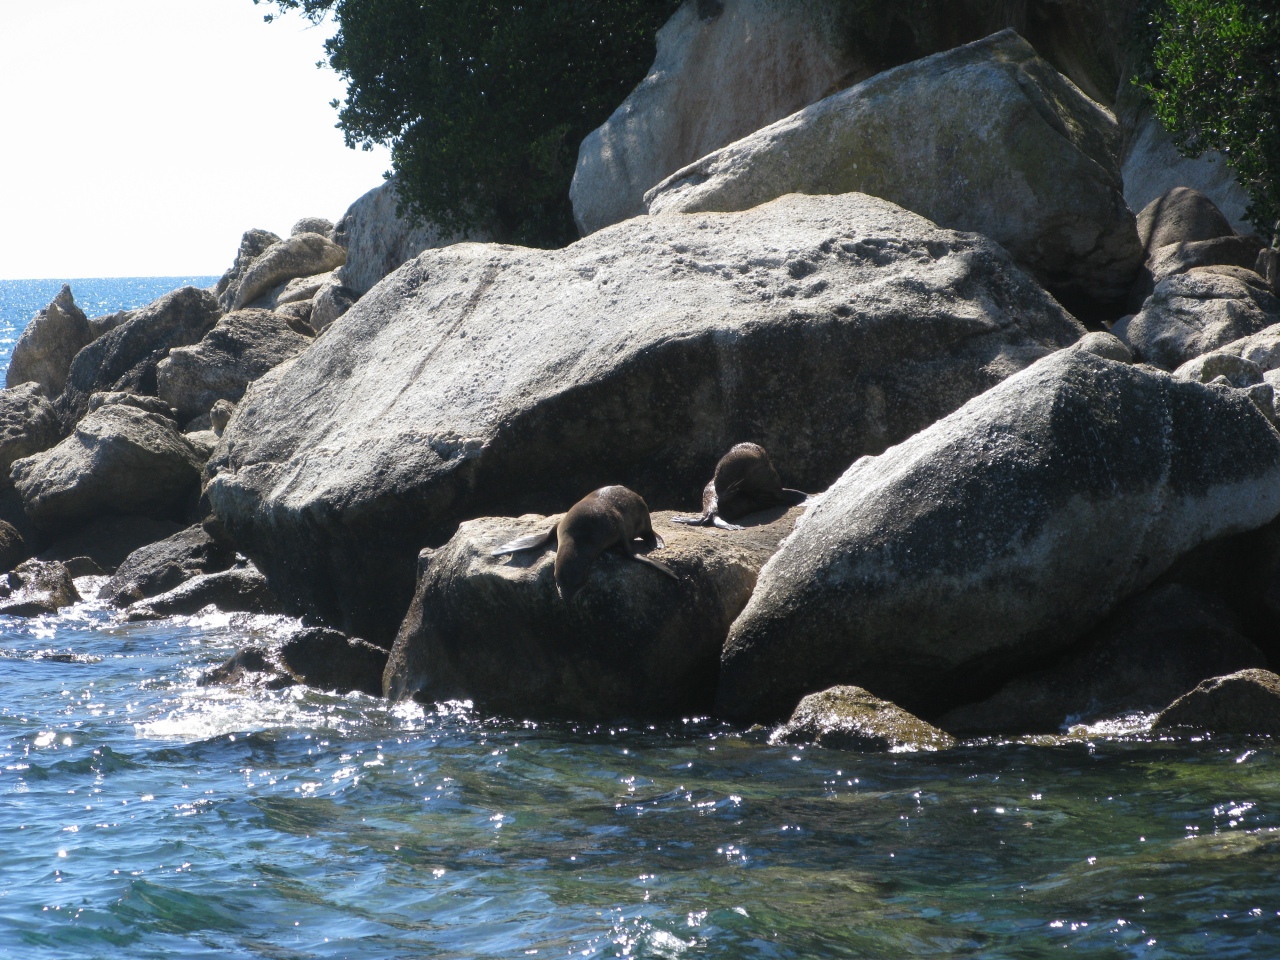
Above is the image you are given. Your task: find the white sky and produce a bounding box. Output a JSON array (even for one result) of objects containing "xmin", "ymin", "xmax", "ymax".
[{"xmin": 0, "ymin": 1, "xmax": 393, "ymax": 280}]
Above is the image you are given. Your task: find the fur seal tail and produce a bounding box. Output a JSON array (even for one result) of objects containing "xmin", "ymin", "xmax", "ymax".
[{"xmin": 491, "ymin": 527, "xmax": 556, "ymax": 556}]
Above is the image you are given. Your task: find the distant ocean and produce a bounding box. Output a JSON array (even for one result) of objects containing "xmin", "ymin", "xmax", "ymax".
[{"xmin": 0, "ymin": 276, "xmax": 220, "ymax": 379}]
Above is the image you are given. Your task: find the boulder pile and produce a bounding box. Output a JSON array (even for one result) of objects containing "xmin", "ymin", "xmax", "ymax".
[{"xmin": 8, "ymin": 6, "xmax": 1280, "ymax": 743}]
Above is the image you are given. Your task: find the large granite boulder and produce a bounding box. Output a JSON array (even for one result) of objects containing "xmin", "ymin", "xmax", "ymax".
[
  {"xmin": 571, "ymin": 0, "xmax": 862, "ymax": 236},
  {"xmin": 333, "ymin": 177, "xmax": 479, "ymax": 298},
  {"xmin": 156, "ymin": 309, "xmax": 312, "ymax": 422},
  {"xmin": 384, "ymin": 505, "xmax": 802, "ymax": 718},
  {"xmin": 214, "ymin": 229, "xmax": 282, "ymax": 312},
  {"xmin": 644, "ymin": 30, "xmax": 1142, "ymax": 315},
  {"xmin": 770, "ymin": 685, "xmax": 956, "ymax": 752},
  {"xmin": 0, "ymin": 383, "xmax": 60, "ymax": 489},
  {"xmin": 938, "ymin": 585, "xmax": 1267, "ymax": 735},
  {"xmin": 97, "ymin": 523, "xmax": 235, "ymax": 607},
  {"xmin": 12, "ymin": 405, "xmax": 207, "ymax": 533},
  {"xmin": 56, "ymin": 286, "xmax": 221, "ymax": 430},
  {"xmin": 1114, "ymin": 269, "xmax": 1280, "ymax": 371},
  {"xmin": 205, "ymin": 192, "xmax": 1084, "ymax": 642},
  {"xmin": 6, "ymin": 285, "xmax": 93, "ymax": 396},
  {"xmin": 717, "ymin": 349, "xmax": 1280, "ymax": 722},
  {"xmin": 1153, "ymin": 668, "xmax": 1280, "ymax": 736},
  {"xmin": 1136, "ymin": 187, "xmax": 1236, "ymax": 254},
  {"xmin": 230, "ymin": 233, "xmax": 347, "ymax": 311}
]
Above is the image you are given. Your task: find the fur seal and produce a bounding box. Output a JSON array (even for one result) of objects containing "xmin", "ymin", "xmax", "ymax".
[
  {"xmin": 672, "ymin": 443, "xmax": 807, "ymax": 530},
  {"xmin": 490, "ymin": 485, "xmax": 677, "ymax": 601}
]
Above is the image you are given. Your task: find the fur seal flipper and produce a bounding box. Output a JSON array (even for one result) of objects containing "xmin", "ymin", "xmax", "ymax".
[
  {"xmin": 672, "ymin": 443, "xmax": 808, "ymax": 529},
  {"xmin": 492, "ymin": 485, "xmax": 676, "ymax": 600}
]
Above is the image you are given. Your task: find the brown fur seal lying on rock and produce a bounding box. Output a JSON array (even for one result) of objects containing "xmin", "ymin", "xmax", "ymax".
[
  {"xmin": 490, "ymin": 485, "xmax": 677, "ymax": 601},
  {"xmin": 673, "ymin": 443, "xmax": 808, "ymax": 531}
]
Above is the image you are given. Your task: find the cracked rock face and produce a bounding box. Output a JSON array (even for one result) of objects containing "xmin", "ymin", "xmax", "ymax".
[
  {"xmin": 6, "ymin": 285, "xmax": 93, "ymax": 397},
  {"xmin": 718, "ymin": 349, "xmax": 1280, "ymax": 722},
  {"xmin": 205, "ymin": 192, "xmax": 1083, "ymax": 643},
  {"xmin": 645, "ymin": 30, "xmax": 1142, "ymax": 316}
]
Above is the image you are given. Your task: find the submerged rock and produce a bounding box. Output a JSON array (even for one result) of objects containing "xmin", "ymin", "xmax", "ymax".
[
  {"xmin": 1153, "ymin": 669, "xmax": 1280, "ymax": 736},
  {"xmin": 718, "ymin": 349, "xmax": 1280, "ymax": 722},
  {"xmin": 12, "ymin": 405, "xmax": 207, "ymax": 533},
  {"xmin": 7, "ymin": 285, "xmax": 93, "ymax": 397},
  {"xmin": 384, "ymin": 505, "xmax": 802, "ymax": 718},
  {"xmin": 205, "ymin": 192, "xmax": 1083, "ymax": 642},
  {"xmin": 770, "ymin": 685, "xmax": 956, "ymax": 752},
  {"xmin": 645, "ymin": 30, "xmax": 1142, "ymax": 314}
]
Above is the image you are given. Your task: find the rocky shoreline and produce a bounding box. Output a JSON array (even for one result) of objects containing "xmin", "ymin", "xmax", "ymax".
[{"xmin": 5, "ymin": 10, "xmax": 1280, "ymax": 749}]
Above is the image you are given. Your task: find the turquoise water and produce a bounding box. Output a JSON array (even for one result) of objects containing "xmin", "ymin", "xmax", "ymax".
[{"xmin": 2, "ymin": 282, "xmax": 1280, "ymax": 958}]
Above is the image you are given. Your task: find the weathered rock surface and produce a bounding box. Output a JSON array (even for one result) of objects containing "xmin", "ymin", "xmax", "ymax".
[
  {"xmin": 0, "ymin": 383, "xmax": 60, "ymax": 489},
  {"xmin": 384, "ymin": 506, "xmax": 802, "ymax": 718},
  {"xmin": 717, "ymin": 349, "xmax": 1280, "ymax": 722},
  {"xmin": 1114, "ymin": 269, "xmax": 1280, "ymax": 370},
  {"xmin": 279, "ymin": 628, "xmax": 387, "ymax": 697},
  {"xmin": 7, "ymin": 285, "xmax": 93, "ymax": 396},
  {"xmin": 0, "ymin": 559, "xmax": 80, "ymax": 617},
  {"xmin": 88, "ymin": 310, "xmax": 133, "ymax": 342},
  {"xmin": 1072, "ymin": 331, "xmax": 1133, "ymax": 363},
  {"xmin": 156, "ymin": 309, "xmax": 312, "ymax": 421},
  {"xmin": 1136, "ymin": 187, "xmax": 1236, "ymax": 254},
  {"xmin": 86, "ymin": 391, "xmax": 175, "ymax": 419},
  {"xmin": 938, "ymin": 585, "xmax": 1267, "ymax": 735},
  {"xmin": 97, "ymin": 524, "xmax": 235, "ymax": 607},
  {"xmin": 276, "ymin": 271, "xmax": 334, "ymax": 306},
  {"xmin": 231, "ymin": 233, "xmax": 347, "ymax": 311},
  {"xmin": 1153, "ymin": 668, "xmax": 1280, "ymax": 736},
  {"xmin": 291, "ymin": 217, "xmax": 334, "ymax": 239},
  {"xmin": 308, "ymin": 279, "xmax": 357, "ymax": 332},
  {"xmin": 56, "ymin": 286, "xmax": 221, "ymax": 430},
  {"xmin": 36, "ymin": 516, "xmax": 183, "ymax": 571},
  {"xmin": 209, "ymin": 400, "xmax": 235, "ymax": 436},
  {"xmin": 1173, "ymin": 352, "xmax": 1264, "ymax": 388},
  {"xmin": 0, "ymin": 519, "xmax": 28, "ymax": 571},
  {"xmin": 12, "ymin": 405, "xmax": 207, "ymax": 533},
  {"xmin": 770, "ymin": 685, "xmax": 956, "ymax": 752},
  {"xmin": 1174, "ymin": 323, "xmax": 1280, "ymax": 377},
  {"xmin": 205, "ymin": 192, "xmax": 1084, "ymax": 642},
  {"xmin": 124, "ymin": 563, "xmax": 282, "ymax": 620},
  {"xmin": 214, "ymin": 229, "xmax": 282, "ymax": 312},
  {"xmin": 199, "ymin": 647, "xmax": 293, "ymax": 689},
  {"xmin": 645, "ymin": 31, "xmax": 1142, "ymax": 313},
  {"xmin": 571, "ymin": 0, "xmax": 861, "ymax": 236}
]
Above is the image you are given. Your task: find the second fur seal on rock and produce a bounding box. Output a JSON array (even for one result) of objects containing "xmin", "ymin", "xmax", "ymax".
[
  {"xmin": 673, "ymin": 442, "xmax": 808, "ymax": 530},
  {"xmin": 490, "ymin": 485, "xmax": 677, "ymax": 601}
]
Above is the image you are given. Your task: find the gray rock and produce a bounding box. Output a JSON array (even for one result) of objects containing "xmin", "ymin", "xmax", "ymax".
[
  {"xmin": 205, "ymin": 192, "xmax": 1084, "ymax": 643},
  {"xmin": 291, "ymin": 217, "xmax": 334, "ymax": 239},
  {"xmin": 0, "ymin": 519, "xmax": 28, "ymax": 571},
  {"xmin": 124, "ymin": 563, "xmax": 283, "ymax": 620},
  {"xmin": 332, "ymin": 177, "xmax": 482, "ymax": 298},
  {"xmin": 0, "ymin": 559, "xmax": 79, "ymax": 617},
  {"xmin": 1115, "ymin": 269, "xmax": 1280, "ymax": 370},
  {"xmin": 717, "ymin": 349, "xmax": 1280, "ymax": 722},
  {"xmin": 1130, "ymin": 235, "xmax": 1266, "ymax": 310},
  {"xmin": 56, "ymin": 286, "xmax": 222, "ymax": 430},
  {"xmin": 214, "ymin": 229, "xmax": 282, "ymax": 312},
  {"xmin": 36, "ymin": 515, "xmax": 184, "ymax": 571},
  {"xmin": 770, "ymin": 685, "xmax": 956, "ymax": 752},
  {"xmin": 276, "ymin": 271, "xmax": 334, "ymax": 306},
  {"xmin": 97, "ymin": 523, "xmax": 234, "ymax": 607},
  {"xmin": 384, "ymin": 506, "xmax": 803, "ymax": 717},
  {"xmin": 1153, "ymin": 668, "xmax": 1280, "ymax": 736},
  {"xmin": 1173, "ymin": 352, "xmax": 1264, "ymax": 388},
  {"xmin": 209, "ymin": 400, "xmax": 236, "ymax": 436},
  {"xmin": 12, "ymin": 405, "xmax": 207, "ymax": 533},
  {"xmin": 275, "ymin": 300, "xmax": 315, "ymax": 336},
  {"xmin": 87, "ymin": 391, "xmax": 176, "ymax": 419},
  {"xmin": 1186, "ymin": 323, "xmax": 1280, "ymax": 374},
  {"xmin": 231, "ymin": 233, "xmax": 347, "ymax": 311},
  {"xmin": 183, "ymin": 430, "xmax": 218, "ymax": 461},
  {"xmin": 279, "ymin": 627, "xmax": 387, "ymax": 697},
  {"xmin": 644, "ymin": 30, "xmax": 1142, "ymax": 314},
  {"xmin": 571, "ymin": 0, "xmax": 862, "ymax": 236},
  {"xmin": 308, "ymin": 279, "xmax": 356, "ymax": 332},
  {"xmin": 1072, "ymin": 332, "xmax": 1132, "ymax": 363},
  {"xmin": 0, "ymin": 383, "xmax": 60, "ymax": 489},
  {"xmin": 155, "ymin": 309, "xmax": 312, "ymax": 422},
  {"xmin": 1259, "ymin": 248, "xmax": 1279, "ymax": 292},
  {"xmin": 939, "ymin": 585, "xmax": 1267, "ymax": 735},
  {"xmin": 7, "ymin": 285, "xmax": 93, "ymax": 396},
  {"xmin": 87, "ymin": 310, "xmax": 133, "ymax": 341},
  {"xmin": 1136, "ymin": 187, "xmax": 1236, "ymax": 254}
]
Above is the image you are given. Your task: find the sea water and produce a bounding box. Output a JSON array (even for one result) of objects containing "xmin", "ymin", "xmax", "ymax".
[{"xmin": 2, "ymin": 280, "xmax": 1280, "ymax": 958}]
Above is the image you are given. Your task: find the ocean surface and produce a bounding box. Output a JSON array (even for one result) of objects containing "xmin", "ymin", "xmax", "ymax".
[{"xmin": 2, "ymin": 280, "xmax": 1280, "ymax": 958}]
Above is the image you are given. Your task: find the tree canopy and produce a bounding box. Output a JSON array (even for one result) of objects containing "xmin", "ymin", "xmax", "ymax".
[
  {"xmin": 1138, "ymin": 0, "xmax": 1280, "ymax": 241},
  {"xmin": 256, "ymin": 0, "xmax": 680, "ymax": 247}
]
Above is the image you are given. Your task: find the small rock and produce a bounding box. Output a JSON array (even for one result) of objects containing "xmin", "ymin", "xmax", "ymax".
[
  {"xmin": 124, "ymin": 563, "xmax": 283, "ymax": 620},
  {"xmin": 1173, "ymin": 352, "xmax": 1264, "ymax": 387},
  {"xmin": 86, "ymin": 391, "xmax": 176, "ymax": 419},
  {"xmin": 1136, "ymin": 187, "xmax": 1236, "ymax": 253},
  {"xmin": 770, "ymin": 685, "xmax": 956, "ymax": 752},
  {"xmin": 1153, "ymin": 668, "xmax": 1280, "ymax": 736},
  {"xmin": 291, "ymin": 217, "xmax": 334, "ymax": 240},
  {"xmin": 278, "ymin": 627, "xmax": 388, "ymax": 697},
  {"xmin": 0, "ymin": 559, "xmax": 80, "ymax": 617},
  {"xmin": 98, "ymin": 524, "xmax": 235, "ymax": 607},
  {"xmin": 1072, "ymin": 332, "xmax": 1133, "ymax": 364},
  {"xmin": 198, "ymin": 646, "xmax": 294, "ymax": 689}
]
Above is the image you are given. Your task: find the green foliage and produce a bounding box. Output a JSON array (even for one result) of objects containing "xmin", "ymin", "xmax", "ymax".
[
  {"xmin": 1138, "ymin": 0, "xmax": 1280, "ymax": 240},
  {"xmin": 255, "ymin": 0, "xmax": 680, "ymax": 246}
]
